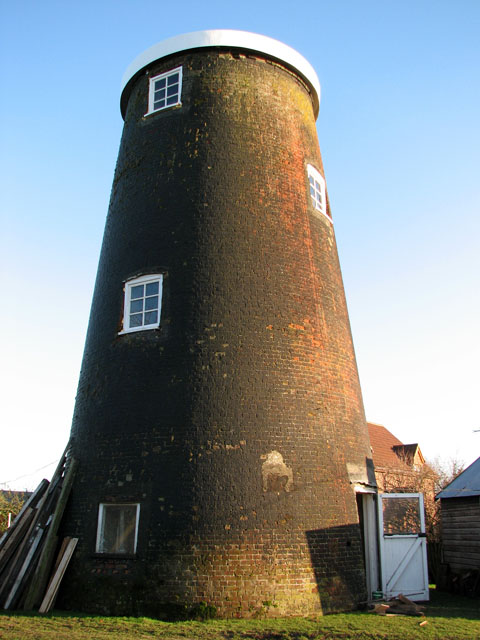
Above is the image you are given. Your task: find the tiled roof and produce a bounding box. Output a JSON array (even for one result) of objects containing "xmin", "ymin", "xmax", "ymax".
[{"xmin": 367, "ymin": 422, "xmax": 420, "ymax": 471}]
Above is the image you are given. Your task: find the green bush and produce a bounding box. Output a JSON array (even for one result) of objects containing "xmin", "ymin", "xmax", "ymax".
[{"xmin": 0, "ymin": 491, "xmax": 27, "ymax": 536}]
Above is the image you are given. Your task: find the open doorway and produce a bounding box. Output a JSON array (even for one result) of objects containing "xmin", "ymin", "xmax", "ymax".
[{"xmin": 356, "ymin": 490, "xmax": 381, "ymax": 600}]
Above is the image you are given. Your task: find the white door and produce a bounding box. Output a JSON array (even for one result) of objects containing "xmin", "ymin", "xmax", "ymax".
[{"xmin": 378, "ymin": 493, "xmax": 429, "ymax": 601}]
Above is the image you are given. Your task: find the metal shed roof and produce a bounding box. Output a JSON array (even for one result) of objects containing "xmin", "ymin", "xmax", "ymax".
[{"xmin": 436, "ymin": 456, "xmax": 480, "ymax": 499}]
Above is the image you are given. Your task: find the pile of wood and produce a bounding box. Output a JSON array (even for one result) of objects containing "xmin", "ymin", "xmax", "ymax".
[
  {"xmin": 0, "ymin": 447, "xmax": 77, "ymax": 612},
  {"xmin": 370, "ymin": 594, "xmax": 427, "ymax": 623}
]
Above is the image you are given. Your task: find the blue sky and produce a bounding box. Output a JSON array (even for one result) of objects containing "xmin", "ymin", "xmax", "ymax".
[{"xmin": 1, "ymin": 0, "xmax": 479, "ymax": 490}]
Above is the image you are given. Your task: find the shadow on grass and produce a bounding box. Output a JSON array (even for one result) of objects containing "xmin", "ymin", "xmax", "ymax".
[{"xmin": 423, "ymin": 587, "xmax": 480, "ymax": 620}]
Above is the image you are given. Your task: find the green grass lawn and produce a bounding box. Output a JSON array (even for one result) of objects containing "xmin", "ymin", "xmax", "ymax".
[{"xmin": 0, "ymin": 589, "xmax": 478, "ymax": 640}]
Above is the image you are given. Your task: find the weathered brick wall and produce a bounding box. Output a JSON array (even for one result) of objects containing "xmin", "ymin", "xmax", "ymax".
[{"xmin": 59, "ymin": 49, "xmax": 373, "ymax": 617}]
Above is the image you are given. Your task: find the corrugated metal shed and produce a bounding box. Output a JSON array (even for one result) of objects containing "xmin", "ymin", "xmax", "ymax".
[{"xmin": 436, "ymin": 456, "xmax": 480, "ymax": 499}]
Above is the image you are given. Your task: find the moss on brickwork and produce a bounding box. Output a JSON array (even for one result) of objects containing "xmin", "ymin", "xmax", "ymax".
[{"xmin": 59, "ymin": 46, "xmax": 372, "ymax": 617}]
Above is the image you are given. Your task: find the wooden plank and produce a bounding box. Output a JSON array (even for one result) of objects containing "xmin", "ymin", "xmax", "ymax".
[
  {"xmin": 443, "ymin": 534, "xmax": 480, "ymax": 543},
  {"xmin": 39, "ymin": 538, "xmax": 77, "ymax": 614},
  {"xmin": 449, "ymin": 562, "xmax": 479, "ymax": 572},
  {"xmin": 443, "ymin": 529, "xmax": 480, "ymax": 538},
  {"xmin": 448, "ymin": 545, "xmax": 480, "ymax": 559},
  {"xmin": 0, "ymin": 513, "xmax": 40, "ymax": 602},
  {"xmin": 0, "ymin": 480, "xmax": 50, "ymax": 570},
  {"xmin": 41, "ymin": 537, "xmax": 70, "ymax": 605},
  {"xmin": 3, "ymin": 527, "xmax": 44, "ymax": 609},
  {"xmin": 14, "ymin": 527, "xmax": 50, "ymax": 611},
  {"xmin": 446, "ymin": 560, "xmax": 480, "ymax": 567},
  {"xmin": 0, "ymin": 484, "xmax": 50, "ymax": 603},
  {"xmin": 0, "ymin": 509, "xmax": 35, "ymax": 574},
  {"xmin": 443, "ymin": 510, "xmax": 480, "ymax": 519},
  {"xmin": 0, "ymin": 480, "xmax": 49, "ymax": 552},
  {"xmin": 443, "ymin": 511, "xmax": 480, "ymax": 520},
  {"xmin": 45, "ymin": 442, "xmax": 70, "ymax": 491},
  {"xmin": 443, "ymin": 515, "xmax": 480, "ymax": 525},
  {"xmin": 443, "ymin": 535, "xmax": 480, "ymax": 544},
  {"xmin": 444, "ymin": 511, "xmax": 480, "ymax": 519},
  {"xmin": 444, "ymin": 551, "xmax": 480, "ymax": 561},
  {"xmin": 0, "ymin": 462, "xmax": 65, "ymax": 610},
  {"xmin": 453, "ymin": 511, "xmax": 480, "ymax": 518},
  {"xmin": 397, "ymin": 594, "xmax": 423, "ymax": 611},
  {"xmin": 51, "ymin": 537, "xmax": 69, "ymax": 577},
  {"xmin": 23, "ymin": 458, "xmax": 77, "ymax": 610},
  {"xmin": 443, "ymin": 523, "xmax": 480, "ymax": 531},
  {"xmin": 443, "ymin": 498, "xmax": 479, "ymax": 506},
  {"xmin": 443, "ymin": 542, "xmax": 480, "ymax": 551}
]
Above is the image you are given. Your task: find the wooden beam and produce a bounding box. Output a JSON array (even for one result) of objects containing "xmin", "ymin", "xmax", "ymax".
[
  {"xmin": 0, "ymin": 508, "xmax": 35, "ymax": 575},
  {"xmin": 39, "ymin": 538, "xmax": 78, "ymax": 614},
  {"xmin": 0, "ymin": 480, "xmax": 49, "ymax": 552},
  {"xmin": 3, "ymin": 527, "xmax": 44, "ymax": 609},
  {"xmin": 23, "ymin": 458, "xmax": 77, "ymax": 610},
  {"xmin": 50, "ymin": 537, "xmax": 69, "ymax": 578},
  {"xmin": 0, "ymin": 486, "xmax": 50, "ymax": 604}
]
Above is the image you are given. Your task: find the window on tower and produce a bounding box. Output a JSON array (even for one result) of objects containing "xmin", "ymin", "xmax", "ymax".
[
  {"xmin": 146, "ymin": 67, "xmax": 182, "ymax": 115},
  {"xmin": 96, "ymin": 503, "xmax": 140, "ymax": 554},
  {"xmin": 119, "ymin": 274, "xmax": 163, "ymax": 334},
  {"xmin": 307, "ymin": 164, "xmax": 330, "ymax": 221}
]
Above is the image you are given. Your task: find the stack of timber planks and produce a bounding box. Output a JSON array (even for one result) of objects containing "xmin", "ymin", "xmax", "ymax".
[{"xmin": 0, "ymin": 445, "xmax": 77, "ymax": 612}]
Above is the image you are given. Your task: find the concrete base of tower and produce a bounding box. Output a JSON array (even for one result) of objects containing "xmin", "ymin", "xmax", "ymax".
[{"xmin": 57, "ymin": 528, "xmax": 367, "ymax": 618}]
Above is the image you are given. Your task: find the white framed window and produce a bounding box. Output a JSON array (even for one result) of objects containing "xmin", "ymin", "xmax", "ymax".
[
  {"xmin": 96, "ymin": 503, "xmax": 140, "ymax": 554},
  {"xmin": 307, "ymin": 164, "xmax": 330, "ymax": 221},
  {"xmin": 120, "ymin": 274, "xmax": 163, "ymax": 334},
  {"xmin": 146, "ymin": 66, "xmax": 182, "ymax": 115}
]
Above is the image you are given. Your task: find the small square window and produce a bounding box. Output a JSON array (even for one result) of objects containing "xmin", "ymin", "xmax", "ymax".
[
  {"xmin": 307, "ymin": 164, "xmax": 330, "ymax": 221},
  {"xmin": 96, "ymin": 503, "xmax": 140, "ymax": 554},
  {"xmin": 119, "ymin": 274, "xmax": 163, "ymax": 334},
  {"xmin": 146, "ymin": 67, "xmax": 182, "ymax": 115}
]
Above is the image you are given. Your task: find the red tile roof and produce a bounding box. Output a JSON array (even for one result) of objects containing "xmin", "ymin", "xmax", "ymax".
[{"xmin": 367, "ymin": 422, "xmax": 422, "ymax": 471}]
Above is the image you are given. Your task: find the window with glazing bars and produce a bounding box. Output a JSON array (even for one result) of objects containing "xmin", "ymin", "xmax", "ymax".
[
  {"xmin": 307, "ymin": 164, "xmax": 330, "ymax": 220},
  {"xmin": 147, "ymin": 67, "xmax": 182, "ymax": 114},
  {"xmin": 120, "ymin": 274, "xmax": 163, "ymax": 334}
]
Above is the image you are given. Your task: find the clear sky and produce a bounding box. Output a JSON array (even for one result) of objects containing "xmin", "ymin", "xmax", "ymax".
[{"xmin": 1, "ymin": 0, "xmax": 479, "ymax": 490}]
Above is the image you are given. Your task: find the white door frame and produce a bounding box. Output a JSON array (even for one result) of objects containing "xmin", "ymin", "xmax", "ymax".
[
  {"xmin": 377, "ymin": 492, "xmax": 429, "ymax": 601},
  {"xmin": 355, "ymin": 487, "xmax": 380, "ymax": 600}
]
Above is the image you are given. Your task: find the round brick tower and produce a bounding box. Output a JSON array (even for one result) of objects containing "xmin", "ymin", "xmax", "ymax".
[{"xmin": 59, "ymin": 30, "xmax": 376, "ymax": 617}]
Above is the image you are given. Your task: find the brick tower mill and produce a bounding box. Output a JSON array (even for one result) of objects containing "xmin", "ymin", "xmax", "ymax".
[{"xmin": 59, "ymin": 30, "xmax": 377, "ymax": 617}]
